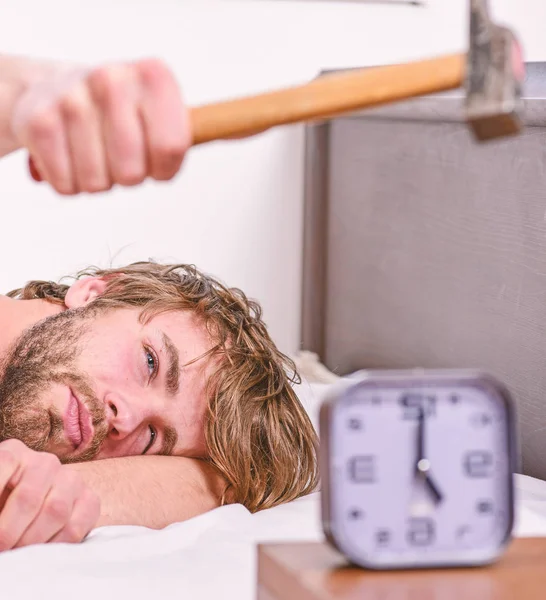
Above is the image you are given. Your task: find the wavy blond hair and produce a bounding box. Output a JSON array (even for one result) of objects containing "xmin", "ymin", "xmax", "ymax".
[{"xmin": 7, "ymin": 262, "xmax": 319, "ymax": 512}]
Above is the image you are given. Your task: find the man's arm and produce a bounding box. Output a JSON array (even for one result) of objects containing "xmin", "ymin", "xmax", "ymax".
[
  {"xmin": 0, "ymin": 440, "xmax": 230, "ymax": 551},
  {"xmin": 0, "ymin": 55, "xmax": 35, "ymax": 157},
  {"xmin": 65, "ymin": 457, "xmax": 229, "ymax": 529}
]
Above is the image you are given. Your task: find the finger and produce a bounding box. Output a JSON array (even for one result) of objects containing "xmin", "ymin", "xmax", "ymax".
[
  {"xmin": 48, "ymin": 488, "xmax": 100, "ymax": 545},
  {"xmin": 21, "ymin": 107, "xmax": 75, "ymax": 195},
  {"xmin": 0, "ymin": 444, "xmax": 21, "ymax": 518},
  {"xmin": 61, "ymin": 82, "xmax": 112, "ymax": 194},
  {"xmin": 137, "ymin": 59, "xmax": 191, "ymax": 181},
  {"xmin": 13, "ymin": 470, "xmax": 82, "ymax": 549},
  {"xmin": 88, "ymin": 64, "xmax": 146, "ymax": 186},
  {"xmin": 0, "ymin": 455, "xmax": 59, "ymax": 551},
  {"xmin": 28, "ymin": 155, "xmax": 43, "ymax": 182},
  {"xmin": 0, "ymin": 444, "xmax": 21, "ymax": 497}
]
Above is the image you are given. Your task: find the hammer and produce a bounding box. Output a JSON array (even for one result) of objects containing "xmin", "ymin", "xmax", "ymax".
[
  {"xmin": 190, "ymin": 0, "xmax": 525, "ymax": 144},
  {"xmin": 26, "ymin": 1, "xmax": 527, "ymax": 182}
]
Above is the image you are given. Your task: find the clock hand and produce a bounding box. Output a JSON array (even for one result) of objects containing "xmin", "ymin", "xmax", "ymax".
[
  {"xmin": 417, "ymin": 461, "xmax": 444, "ymax": 504},
  {"xmin": 425, "ymin": 474, "xmax": 443, "ymax": 504},
  {"xmin": 414, "ymin": 407, "xmax": 444, "ymax": 504},
  {"xmin": 415, "ymin": 407, "xmax": 425, "ymax": 473}
]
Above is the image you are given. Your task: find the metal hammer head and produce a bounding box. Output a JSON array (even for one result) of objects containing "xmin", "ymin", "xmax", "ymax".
[{"xmin": 465, "ymin": 0, "xmax": 526, "ymax": 141}]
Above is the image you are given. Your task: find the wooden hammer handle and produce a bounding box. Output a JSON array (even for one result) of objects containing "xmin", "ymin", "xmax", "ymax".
[{"xmin": 190, "ymin": 53, "xmax": 466, "ymax": 145}]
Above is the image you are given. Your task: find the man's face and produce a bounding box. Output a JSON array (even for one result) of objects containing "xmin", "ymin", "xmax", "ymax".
[{"xmin": 0, "ymin": 304, "xmax": 215, "ymax": 463}]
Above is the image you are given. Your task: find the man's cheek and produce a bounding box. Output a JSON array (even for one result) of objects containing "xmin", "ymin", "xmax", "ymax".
[
  {"xmin": 78, "ymin": 342, "xmax": 136, "ymax": 384},
  {"xmin": 94, "ymin": 438, "xmax": 135, "ymax": 460}
]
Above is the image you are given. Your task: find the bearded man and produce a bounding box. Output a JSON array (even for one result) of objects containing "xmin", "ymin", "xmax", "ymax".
[{"xmin": 0, "ymin": 54, "xmax": 318, "ymax": 550}]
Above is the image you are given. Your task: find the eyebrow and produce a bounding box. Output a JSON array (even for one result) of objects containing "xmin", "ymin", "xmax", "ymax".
[
  {"xmin": 159, "ymin": 426, "xmax": 178, "ymax": 456},
  {"xmin": 161, "ymin": 332, "xmax": 181, "ymax": 397}
]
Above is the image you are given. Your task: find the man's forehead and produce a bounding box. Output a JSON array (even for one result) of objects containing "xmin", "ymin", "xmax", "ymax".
[
  {"xmin": 144, "ymin": 311, "xmax": 214, "ymax": 358},
  {"xmin": 143, "ymin": 309, "xmax": 205, "ymax": 336},
  {"xmin": 93, "ymin": 307, "xmax": 213, "ymax": 361},
  {"xmin": 95, "ymin": 306, "xmax": 199, "ymax": 330}
]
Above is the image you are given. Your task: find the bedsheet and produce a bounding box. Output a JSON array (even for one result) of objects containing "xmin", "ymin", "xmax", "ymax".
[
  {"xmin": 1, "ymin": 380, "xmax": 546, "ymax": 600},
  {"xmin": 1, "ymin": 476, "xmax": 546, "ymax": 600}
]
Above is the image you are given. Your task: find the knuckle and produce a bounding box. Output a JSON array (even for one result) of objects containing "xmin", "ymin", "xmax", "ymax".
[
  {"xmin": 15, "ymin": 485, "xmax": 41, "ymax": 513},
  {"xmin": 26, "ymin": 109, "xmax": 58, "ymax": 142},
  {"xmin": 139, "ymin": 57, "xmax": 169, "ymax": 71},
  {"xmin": 88, "ymin": 64, "xmax": 132, "ymax": 104},
  {"xmin": 154, "ymin": 142, "xmax": 186, "ymax": 166},
  {"xmin": 38, "ymin": 451, "xmax": 61, "ymax": 470},
  {"xmin": 64, "ymin": 504, "xmax": 98, "ymax": 544},
  {"xmin": 87, "ymin": 67, "xmax": 113, "ymax": 98},
  {"xmin": 62, "ymin": 522, "xmax": 85, "ymax": 543},
  {"xmin": 44, "ymin": 495, "xmax": 71, "ymax": 521},
  {"xmin": 1, "ymin": 438, "xmax": 26, "ymax": 453},
  {"xmin": 137, "ymin": 57, "xmax": 172, "ymax": 82},
  {"xmin": 59, "ymin": 88, "xmax": 87, "ymax": 121},
  {"xmin": 0, "ymin": 448, "xmax": 17, "ymax": 470},
  {"xmin": 0, "ymin": 441, "xmax": 25, "ymax": 467}
]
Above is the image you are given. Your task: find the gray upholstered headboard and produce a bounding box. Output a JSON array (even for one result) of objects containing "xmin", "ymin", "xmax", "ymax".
[{"xmin": 301, "ymin": 62, "xmax": 546, "ymax": 480}]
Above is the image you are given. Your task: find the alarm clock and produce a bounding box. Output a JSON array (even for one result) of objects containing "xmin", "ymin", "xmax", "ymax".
[{"xmin": 319, "ymin": 369, "xmax": 519, "ymax": 570}]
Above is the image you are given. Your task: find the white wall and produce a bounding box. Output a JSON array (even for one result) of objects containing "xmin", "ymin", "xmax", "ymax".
[{"xmin": 0, "ymin": 0, "xmax": 543, "ymax": 354}]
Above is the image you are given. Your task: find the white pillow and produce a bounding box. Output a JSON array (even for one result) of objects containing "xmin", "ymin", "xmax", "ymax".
[{"xmin": 292, "ymin": 378, "xmax": 336, "ymax": 433}]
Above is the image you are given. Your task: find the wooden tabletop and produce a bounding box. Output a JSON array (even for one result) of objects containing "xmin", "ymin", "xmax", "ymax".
[{"xmin": 258, "ymin": 538, "xmax": 546, "ymax": 600}]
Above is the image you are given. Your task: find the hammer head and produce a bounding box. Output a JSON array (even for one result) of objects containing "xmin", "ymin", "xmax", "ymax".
[{"xmin": 465, "ymin": 0, "xmax": 525, "ymax": 142}]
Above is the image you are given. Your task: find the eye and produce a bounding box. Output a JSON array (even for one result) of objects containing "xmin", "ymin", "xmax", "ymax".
[
  {"xmin": 142, "ymin": 425, "xmax": 157, "ymax": 455},
  {"xmin": 143, "ymin": 345, "xmax": 159, "ymax": 381}
]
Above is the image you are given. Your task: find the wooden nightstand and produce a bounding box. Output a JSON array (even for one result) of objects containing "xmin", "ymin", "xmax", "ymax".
[{"xmin": 258, "ymin": 538, "xmax": 546, "ymax": 600}]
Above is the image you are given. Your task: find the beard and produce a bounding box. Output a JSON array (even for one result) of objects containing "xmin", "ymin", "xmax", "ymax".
[{"xmin": 0, "ymin": 304, "xmax": 109, "ymax": 463}]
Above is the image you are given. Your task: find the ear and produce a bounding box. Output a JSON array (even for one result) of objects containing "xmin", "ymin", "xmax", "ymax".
[{"xmin": 64, "ymin": 277, "xmax": 109, "ymax": 309}]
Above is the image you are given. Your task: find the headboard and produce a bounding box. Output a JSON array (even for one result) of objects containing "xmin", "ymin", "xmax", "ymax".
[{"xmin": 301, "ymin": 62, "xmax": 546, "ymax": 480}]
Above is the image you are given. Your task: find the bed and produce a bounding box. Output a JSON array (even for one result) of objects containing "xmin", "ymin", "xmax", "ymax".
[
  {"xmin": 2, "ymin": 377, "xmax": 546, "ymax": 600},
  {"xmin": 0, "ymin": 379, "xmax": 333, "ymax": 599},
  {"xmin": 4, "ymin": 62, "xmax": 546, "ymax": 599}
]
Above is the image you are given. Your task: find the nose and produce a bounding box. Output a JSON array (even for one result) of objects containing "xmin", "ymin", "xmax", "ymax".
[{"xmin": 105, "ymin": 392, "xmax": 152, "ymax": 440}]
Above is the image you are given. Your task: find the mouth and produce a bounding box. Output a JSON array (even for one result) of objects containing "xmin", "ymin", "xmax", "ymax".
[{"xmin": 64, "ymin": 389, "xmax": 94, "ymax": 451}]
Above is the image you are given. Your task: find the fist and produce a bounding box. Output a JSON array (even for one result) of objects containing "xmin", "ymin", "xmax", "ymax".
[
  {"xmin": 0, "ymin": 439, "xmax": 100, "ymax": 550},
  {"xmin": 11, "ymin": 58, "xmax": 191, "ymax": 195}
]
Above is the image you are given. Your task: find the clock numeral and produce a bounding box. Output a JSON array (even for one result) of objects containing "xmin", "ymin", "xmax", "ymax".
[
  {"xmin": 347, "ymin": 417, "xmax": 363, "ymax": 431},
  {"xmin": 407, "ymin": 518, "xmax": 435, "ymax": 547},
  {"xmin": 348, "ymin": 455, "xmax": 376, "ymax": 484},
  {"xmin": 399, "ymin": 393, "xmax": 436, "ymax": 420},
  {"xmin": 376, "ymin": 529, "xmax": 391, "ymax": 546},
  {"xmin": 470, "ymin": 412, "xmax": 493, "ymax": 427},
  {"xmin": 464, "ymin": 451, "xmax": 493, "ymax": 478},
  {"xmin": 477, "ymin": 500, "xmax": 494, "ymax": 514},
  {"xmin": 348, "ymin": 508, "xmax": 364, "ymax": 521},
  {"xmin": 456, "ymin": 525, "xmax": 471, "ymax": 539}
]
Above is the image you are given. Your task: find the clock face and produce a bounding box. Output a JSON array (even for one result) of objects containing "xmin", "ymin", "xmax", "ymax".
[{"xmin": 322, "ymin": 372, "xmax": 517, "ymax": 569}]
